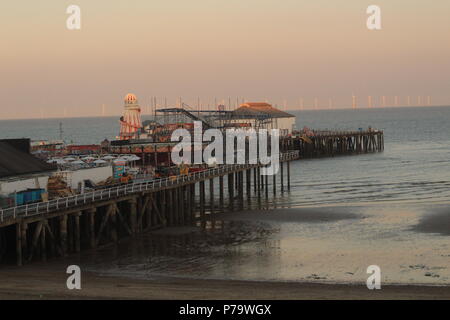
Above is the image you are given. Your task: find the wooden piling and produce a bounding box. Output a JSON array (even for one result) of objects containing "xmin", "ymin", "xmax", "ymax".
[
  {"xmin": 165, "ymin": 190, "xmax": 174, "ymax": 226},
  {"xmin": 228, "ymin": 173, "xmax": 234, "ymax": 211},
  {"xmin": 265, "ymin": 172, "xmax": 268, "ymax": 199},
  {"xmin": 173, "ymin": 188, "xmax": 179, "ymax": 225},
  {"xmin": 209, "ymin": 178, "xmax": 214, "ymax": 214},
  {"xmin": 190, "ymin": 184, "xmax": 195, "ymax": 222},
  {"xmin": 74, "ymin": 212, "xmax": 81, "ymax": 253},
  {"xmin": 16, "ymin": 223, "xmax": 22, "ymax": 266},
  {"xmin": 87, "ymin": 208, "xmax": 96, "ymax": 249},
  {"xmin": 219, "ymin": 176, "xmax": 224, "ymax": 209},
  {"xmin": 200, "ymin": 180, "xmax": 206, "ymax": 221},
  {"xmin": 59, "ymin": 215, "xmax": 68, "ymax": 256},
  {"xmin": 273, "ymin": 171, "xmax": 276, "ymax": 195},
  {"xmin": 129, "ymin": 198, "xmax": 137, "ymax": 235},
  {"xmin": 161, "ymin": 190, "xmax": 167, "ymax": 225},
  {"xmin": 238, "ymin": 172, "xmax": 244, "ymax": 209},
  {"xmin": 257, "ymin": 167, "xmax": 261, "ymax": 198},
  {"xmin": 110, "ymin": 204, "xmax": 118, "ymax": 243},
  {"xmin": 20, "ymin": 222, "xmax": 27, "ymax": 263},
  {"xmin": 287, "ymin": 161, "xmax": 291, "ymax": 190},
  {"xmin": 246, "ymin": 169, "xmax": 251, "ymax": 198},
  {"xmin": 40, "ymin": 221, "xmax": 46, "ymax": 261},
  {"xmin": 253, "ymin": 168, "xmax": 257, "ymax": 193},
  {"xmin": 67, "ymin": 215, "xmax": 73, "ymax": 252},
  {"xmin": 180, "ymin": 187, "xmax": 185, "ymax": 223}
]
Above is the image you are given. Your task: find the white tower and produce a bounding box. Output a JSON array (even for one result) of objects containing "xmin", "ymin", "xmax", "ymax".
[{"xmin": 119, "ymin": 93, "xmax": 142, "ymax": 140}]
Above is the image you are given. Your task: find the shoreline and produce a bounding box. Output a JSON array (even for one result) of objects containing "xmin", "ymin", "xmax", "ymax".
[{"xmin": 1, "ymin": 265, "xmax": 449, "ymax": 300}]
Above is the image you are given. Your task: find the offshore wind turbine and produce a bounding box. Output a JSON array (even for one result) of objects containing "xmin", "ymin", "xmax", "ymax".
[{"xmin": 352, "ymin": 93, "xmax": 357, "ymax": 109}]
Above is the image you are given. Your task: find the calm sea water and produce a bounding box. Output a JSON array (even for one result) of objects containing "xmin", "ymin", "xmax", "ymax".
[
  {"xmin": 2, "ymin": 107, "xmax": 450, "ymax": 285},
  {"xmin": 2, "ymin": 106, "xmax": 450, "ymax": 205}
]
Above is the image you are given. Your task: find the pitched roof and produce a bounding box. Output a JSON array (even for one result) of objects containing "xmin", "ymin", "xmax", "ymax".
[
  {"xmin": 0, "ymin": 142, "xmax": 56, "ymax": 179},
  {"xmin": 233, "ymin": 102, "xmax": 295, "ymax": 119}
]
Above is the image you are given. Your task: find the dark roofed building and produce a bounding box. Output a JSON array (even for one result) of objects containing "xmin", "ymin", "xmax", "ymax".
[
  {"xmin": 0, "ymin": 139, "xmax": 56, "ymax": 179},
  {"xmin": 233, "ymin": 102, "xmax": 295, "ymax": 119}
]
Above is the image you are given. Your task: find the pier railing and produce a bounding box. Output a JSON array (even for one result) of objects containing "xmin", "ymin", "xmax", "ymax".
[
  {"xmin": 294, "ymin": 129, "xmax": 383, "ymax": 137},
  {"xmin": 0, "ymin": 151, "xmax": 298, "ymax": 222}
]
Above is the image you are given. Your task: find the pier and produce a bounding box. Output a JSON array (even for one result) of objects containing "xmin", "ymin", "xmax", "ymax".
[
  {"xmin": 281, "ymin": 130, "xmax": 384, "ymax": 158},
  {"xmin": 0, "ymin": 152, "xmax": 298, "ymax": 266}
]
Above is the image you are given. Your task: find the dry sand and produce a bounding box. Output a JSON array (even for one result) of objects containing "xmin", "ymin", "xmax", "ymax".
[{"xmin": 0, "ymin": 264, "xmax": 449, "ymax": 300}]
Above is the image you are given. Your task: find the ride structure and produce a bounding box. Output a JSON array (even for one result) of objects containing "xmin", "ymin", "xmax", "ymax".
[{"xmin": 119, "ymin": 93, "xmax": 142, "ymax": 140}]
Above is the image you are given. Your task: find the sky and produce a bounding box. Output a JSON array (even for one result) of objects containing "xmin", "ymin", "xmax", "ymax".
[{"xmin": 1, "ymin": 0, "xmax": 450, "ymax": 119}]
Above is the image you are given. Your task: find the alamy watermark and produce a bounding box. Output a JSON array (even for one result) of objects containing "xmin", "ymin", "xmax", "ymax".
[
  {"xmin": 66, "ymin": 5, "xmax": 81, "ymax": 30},
  {"xmin": 366, "ymin": 265, "xmax": 381, "ymax": 289},
  {"xmin": 66, "ymin": 5, "xmax": 380, "ymax": 31},
  {"xmin": 170, "ymin": 121, "xmax": 280, "ymax": 176},
  {"xmin": 66, "ymin": 265, "xmax": 81, "ymax": 290},
  {"xmin": 367, "ymin": 5, "xmax": 382, "ymax": 30}
]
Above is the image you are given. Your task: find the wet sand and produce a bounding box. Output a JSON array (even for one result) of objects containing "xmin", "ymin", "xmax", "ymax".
[
  {"xmin": 411, "ymin": 209, "xmax": 450, "ymax": 236},
  {"xmin": 211, "ymin": 207, "xmax": 360, "ymax": 223},
  {"xmin": 1, "ymin": 264, "xmax": 450, "ymax": 300},
  {"xmin": 1, "ymin": 205, "xmax": 449, "ymax": 299}
]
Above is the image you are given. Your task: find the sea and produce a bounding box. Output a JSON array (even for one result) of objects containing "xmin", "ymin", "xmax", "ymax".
[{"xmin": 1, "ymin": 106, "xmax": 450, "ymax": 285}]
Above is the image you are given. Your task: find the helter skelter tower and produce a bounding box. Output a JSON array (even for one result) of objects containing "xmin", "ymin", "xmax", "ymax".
[{"xmin": 119, "ymin": 93, "xmax": 142, "ymax": 140}]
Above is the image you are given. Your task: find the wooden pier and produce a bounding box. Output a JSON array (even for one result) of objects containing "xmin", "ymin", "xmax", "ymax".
[
  {"xmin": 0, "ymin": 152, "xmax": 298, "ymax": 266},
  {"xmin": 281, "ymin": 130, "xmax": 384, "ymax": 158}
]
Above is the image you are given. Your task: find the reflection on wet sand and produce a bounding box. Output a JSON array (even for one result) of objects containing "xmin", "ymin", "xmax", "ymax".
[
  {"xmin": 82, "ymin": 220, "xmax": 280, "ymax": 280},
  {"xmin": 412, "ymin": 209, "xmax": 450, "ymax": 236},
  {"xmin": 79, "ymin": 204, "xmax": 450, "ymax": 286}
]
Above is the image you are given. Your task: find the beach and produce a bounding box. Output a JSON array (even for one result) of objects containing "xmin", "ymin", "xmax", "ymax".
[
  {"xmin": 1, "ymin": 203, "xmax": 449, "ymax": 300},
  {"xmin": 1, "ymin": 264, "xmax": 450, "ymax": 300}
]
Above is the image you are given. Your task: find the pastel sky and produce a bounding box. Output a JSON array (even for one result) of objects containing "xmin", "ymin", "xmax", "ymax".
[{"xmin": 1, "ymin": 0, "xmax": 450, "ymax": 119}]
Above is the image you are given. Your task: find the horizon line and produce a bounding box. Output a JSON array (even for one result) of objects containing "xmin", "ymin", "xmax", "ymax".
[{"xmin": 1, "ymin": 104, "xmax": 450, "ymax": 121}]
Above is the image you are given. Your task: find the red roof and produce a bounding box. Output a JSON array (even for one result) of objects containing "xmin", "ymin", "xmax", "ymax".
[{"xmin": 234, "ymin": 102, "xmax": 295, "ymax": 118}]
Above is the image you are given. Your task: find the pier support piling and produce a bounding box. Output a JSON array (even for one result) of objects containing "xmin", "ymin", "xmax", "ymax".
[
  {"xmin": 287, "ymin": 161, "xmax": 291, "ymax": 190},
  {"xmin": 219, "ymin": 176, "xmax": 224, "ymax": 210},
  {"xmin": 59, "ymin": 215, "xmax": 68, "ymax": 257},
  {"xmin": 16, "ymin": 223, "xmax": 22, "ymax": 266},
  {"xmin": 74, "ymin": 212, "xmax": 81, "ymax": 253},
  {"xmin": 129, "ymin": 198, "xmax": 137, "ymax": 235},
  {"xmin": 209, "ymin": 178, "xmax": 214, "ymax": 215},
  {"xmin": 200, "ymin": 180, "xmax": 206, "ymax": 221},
  {"xmin": 87, "ymin": 208, "xmax": 96, "ymax": 249}
]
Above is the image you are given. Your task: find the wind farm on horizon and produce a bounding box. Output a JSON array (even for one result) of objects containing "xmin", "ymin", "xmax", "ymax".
[{"xmin": 3, "ymin": 94, "xmax": 442, "ymax": 121}]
